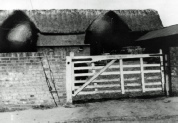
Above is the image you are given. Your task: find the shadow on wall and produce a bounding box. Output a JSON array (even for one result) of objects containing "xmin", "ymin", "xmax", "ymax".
[{"xmin": 0, "ymin": 10, "xmax": 39, "ymax": 52}]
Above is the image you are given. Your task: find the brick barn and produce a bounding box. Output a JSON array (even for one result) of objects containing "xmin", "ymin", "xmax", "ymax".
[{"xmin": 0, "ymin": 9, "xmax": 165, "ymax": 105}]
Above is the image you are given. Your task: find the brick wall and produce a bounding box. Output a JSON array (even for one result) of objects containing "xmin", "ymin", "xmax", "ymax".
[
  {"xmin": 1, "ymin": 46, "xmax": 178, "ymax": 105},
  {"xmin": 170, "ymin": 47, "xmax": 178, "ymax": 96},
  {"xmin": 0, "ymin": 46, "xmax": 90, "ymax": 105}
]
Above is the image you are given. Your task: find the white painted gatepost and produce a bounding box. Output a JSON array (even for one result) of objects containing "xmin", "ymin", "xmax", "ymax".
[{"xmin": 66, "ymin": 50, "xmax": 166, "ymax": 103}]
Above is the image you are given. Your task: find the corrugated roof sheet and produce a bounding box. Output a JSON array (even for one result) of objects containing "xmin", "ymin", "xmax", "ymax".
[{"xmin": 136, "ymin": 24, "xmax": 178, "ymax": 41}]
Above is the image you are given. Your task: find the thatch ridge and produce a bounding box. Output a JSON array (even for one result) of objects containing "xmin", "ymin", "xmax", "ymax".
[{"xmin": 0, "ymin": 9, "xmax": 163, "ymax": 33}]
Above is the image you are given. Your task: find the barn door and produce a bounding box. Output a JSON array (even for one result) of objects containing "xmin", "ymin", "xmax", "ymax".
[{"xmin": 66, "ymin": 51, "xmax": 165, "ymax": 103}]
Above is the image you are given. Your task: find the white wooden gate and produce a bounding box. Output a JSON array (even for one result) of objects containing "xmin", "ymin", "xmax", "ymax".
[{"xmin": 66, "ymin": 51, "xmax": 165, "ymax": 103}]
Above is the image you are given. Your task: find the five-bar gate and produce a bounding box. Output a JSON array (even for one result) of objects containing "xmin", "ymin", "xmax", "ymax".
[{"xmin": 66, "ymin": 51, "xmax": 165, "ymax": 103}]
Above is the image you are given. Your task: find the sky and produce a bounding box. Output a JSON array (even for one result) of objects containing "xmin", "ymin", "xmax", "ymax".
[{"xmin": 0, "ymin": 0, "xmax": 178, "ymax": 27}]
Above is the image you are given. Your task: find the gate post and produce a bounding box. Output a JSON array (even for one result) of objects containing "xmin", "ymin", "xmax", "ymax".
[
  {"xmin": 159, "ymin": 49, "xmax": 165, "ymax": 92},
  {"xmin": 163, "ymin": 48, "xmax": 172, "ymax": 96},
  {"xmin": 66, "ymin": 52, "xmax": 74, "ymax": 103}
]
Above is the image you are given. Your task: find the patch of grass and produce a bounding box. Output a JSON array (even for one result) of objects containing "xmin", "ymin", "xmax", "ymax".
[
  {"xmin": 0, "ymin": 107, "xmax": 26, "ymax": 112},
  {"xmin": 32, "ymin": 105, "xmax": 55, "ymax": 110}
]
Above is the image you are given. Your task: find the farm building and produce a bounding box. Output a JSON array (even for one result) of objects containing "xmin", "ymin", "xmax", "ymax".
[
  {"xmin": 0, "ymin": 9, "xmax": 174, "ymax": 106},
  {"xmin": 136, "ymin": 24, "xmax": 178, "ymax": 96}
]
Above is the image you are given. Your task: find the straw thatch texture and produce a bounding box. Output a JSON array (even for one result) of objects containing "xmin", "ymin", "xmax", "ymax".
[
  {"xmin": 113, "ymin": 10, "xmax": 163, "ymax": 32},
  {"xmin": 0, "ymin": 9, "xmax": 163, "ymax": 33}
]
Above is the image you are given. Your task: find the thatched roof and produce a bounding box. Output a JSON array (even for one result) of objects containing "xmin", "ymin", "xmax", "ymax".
[{"xmin": 0, "ymin": 9, "xmax": 163, "ymax": 33}]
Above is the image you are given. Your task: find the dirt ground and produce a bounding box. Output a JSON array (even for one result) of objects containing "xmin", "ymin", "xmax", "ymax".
[{"xmin": 0, "ymin": 97, "xmax": 178, "ymax": 123}]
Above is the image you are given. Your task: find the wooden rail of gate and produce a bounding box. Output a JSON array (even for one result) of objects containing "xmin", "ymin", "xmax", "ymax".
[{"xmin": 66, "ymin": 50, "xmax": 165, "ymax": 103}]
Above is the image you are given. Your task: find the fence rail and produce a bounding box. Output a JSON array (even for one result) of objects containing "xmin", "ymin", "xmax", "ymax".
[{"xmin": 66, "ymin": 51, "xmax": 165, "ymax": 103}]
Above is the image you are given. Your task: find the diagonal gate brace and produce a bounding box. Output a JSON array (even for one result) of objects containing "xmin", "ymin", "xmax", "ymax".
[{"xmin": 74, "ymin": 59, "xmax": 117, "ymax": 96}]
